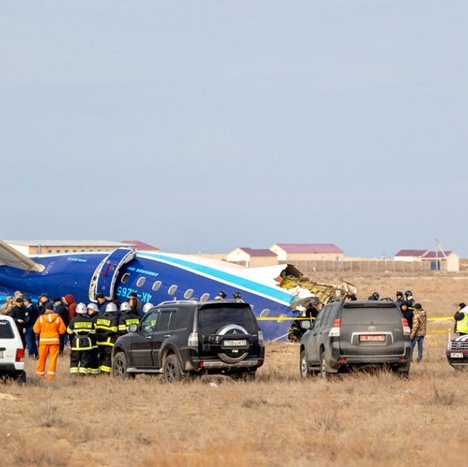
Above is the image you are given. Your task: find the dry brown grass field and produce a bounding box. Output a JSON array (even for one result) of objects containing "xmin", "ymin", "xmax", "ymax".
[{"xmin": 1, "ymin": 272, "xmax": 467, "ymax": 467}]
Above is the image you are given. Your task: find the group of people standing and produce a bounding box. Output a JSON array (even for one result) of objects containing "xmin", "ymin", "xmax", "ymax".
[{"xmin": 1, "ymin": 290, "xmax": 150, "ymax": 379}]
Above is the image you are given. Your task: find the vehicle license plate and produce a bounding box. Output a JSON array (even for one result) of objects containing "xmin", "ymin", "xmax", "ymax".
[
  {"xmin": 223, "ymin": 339, "xmax": 247, "ymax": 347},
  {"xmin": 360, "ymin": 335, "xmax": 385, "ymax": 342},
  {"xmin": 0, "ymin": 351, "xmax": 3, "ymax": 358},
  {"xmin": 450, "ymin": 352, "xmax": 464, "ymax": 358}
]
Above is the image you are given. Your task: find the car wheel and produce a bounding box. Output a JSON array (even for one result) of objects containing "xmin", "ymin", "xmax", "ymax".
[
  {"xmin": 163, "ymin": 354, "xmax": 183, "ymax": 382},
  {"xmin": 300, "ymin": 350, "xmax": 311, "ymax": 379},
  {"xmin": 16, "ymin": 371, "xmax": 26, "ymax": 384},
  {"xmin": 231, "ymin": 371, "xmax": 256, "ymax": 382},
  {"xmin": 320, "ymin": 352, "xmax": 331, "ymax": 381},
  {"xmin": 112, "ymin": 352, "xmax": 135, "ymax": 379}
]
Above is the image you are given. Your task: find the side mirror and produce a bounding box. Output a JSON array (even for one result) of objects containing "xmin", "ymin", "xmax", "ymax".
[
  {"xmin": 128, "ymin": 324, "xmax": 138, "ymax": 333},
  {"xmin": 300, "ymin": 320, "xmax": 311, "ymax": 330}
]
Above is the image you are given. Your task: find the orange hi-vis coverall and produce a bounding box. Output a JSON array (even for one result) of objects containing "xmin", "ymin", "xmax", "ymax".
[{"xmin": 33, "ymin": 311, "xmax": 67, "ymax": 379}]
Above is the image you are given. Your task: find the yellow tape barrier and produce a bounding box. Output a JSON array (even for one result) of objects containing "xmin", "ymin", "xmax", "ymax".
[{"xmin": 257, "ymin": 316, "xmax": 453, "ymax": 322}]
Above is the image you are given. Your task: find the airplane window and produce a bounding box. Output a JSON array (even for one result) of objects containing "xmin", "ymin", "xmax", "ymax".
[
  {"xmin": 152, "ymin": 281, "xmax": 162, "ymax": 291},
  {"xmin": 136, "ymin": 277, "xmax": 146, "ymax": 287},
  {"xmin": 200, "ymin": 293, "xmax": 210, "ymax": 302},
  {"xmin": 184, "ymin": 289, "xmax": 194, "ymax": 299},
  {"xmin": 121, "ymin": 273, "xmax": 130, "ymax": 284},
  {"xmin": 168, "ymin": 285, "xmax": 177, "ymax": 295}
]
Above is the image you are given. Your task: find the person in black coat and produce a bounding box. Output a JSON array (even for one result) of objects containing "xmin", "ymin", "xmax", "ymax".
[
  {"xmin": 10, "ymin": 297, "xmax": 27, "ymax": 346},
  {"xmin": 54, "ymin": 297, "xmax": 69, "ymax": 354},
  {"xmin": 23, "ymin": 295, "xmax": 39, "ymax": 358},
  {"xmin": 400, "ymin": 301, "xmax": 414, "ymax": 330}
]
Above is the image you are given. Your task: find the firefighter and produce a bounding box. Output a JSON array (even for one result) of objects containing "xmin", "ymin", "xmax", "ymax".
[
  {"xmin": 86, "ymin": 303, "xmax": 100, "ymax": 375},
  {"xmin": 33, "ymin": 302, "xmax": 67, "ymax": 379},
  {"xmin": 94, "ymin": 302, "xmax": 119, "ymax": 374},
  {"xmin": 118, "ymin": 301, "xmax": 140, "ymax": 335},
  {"xmin": 67, "ymin": 302, "xmax": 95, "ymax": 375}
]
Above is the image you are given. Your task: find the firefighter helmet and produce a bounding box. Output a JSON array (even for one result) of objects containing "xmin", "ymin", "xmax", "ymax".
[
  {"xmin": 143, "ymin": 302, "xmax": 154, "ymax": 314},
  {"xmin": 120, "ymin": 301, "xmax": 131, "ymax": 312},
  {"xmin": 87, "ymin": 303, "xmax": 99, "ymax": 313},
  {"xmin": 76, "ymin": 302, "xmax": 87, "ymax": 314},
  {"xmin": 105, "ymin": 302, "xmax": 118, "ymax": 313}
]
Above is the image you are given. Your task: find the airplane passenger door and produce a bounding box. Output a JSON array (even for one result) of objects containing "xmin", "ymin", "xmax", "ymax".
[{"xmin": 89, "ymin": 248, "xmax": 136, "ymax": 301}]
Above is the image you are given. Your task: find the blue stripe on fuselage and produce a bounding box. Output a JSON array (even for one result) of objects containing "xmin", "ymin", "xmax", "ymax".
[{"xmin": 140, "ymin": 253, "xmax": 294, "ymax": 305}]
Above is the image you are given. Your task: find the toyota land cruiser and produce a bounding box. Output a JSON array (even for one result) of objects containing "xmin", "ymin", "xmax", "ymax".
[{"xmin": 300, "ymin": 300, "xmax": 412, "ymax": 380}]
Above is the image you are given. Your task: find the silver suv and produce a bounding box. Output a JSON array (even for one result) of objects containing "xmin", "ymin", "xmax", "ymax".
[
  {"xmin": 0, "ymin": 315, "xmax": 26, "ymax": 383},
  {"xmin": 300, "ymin": 300, "xmax": 412, "ymax": 380}
]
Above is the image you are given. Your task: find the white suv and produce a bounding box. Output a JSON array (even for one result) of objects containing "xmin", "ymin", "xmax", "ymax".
[{"xmin": 0, "ymin": 315, "xmax": 26, "ymax": 383}]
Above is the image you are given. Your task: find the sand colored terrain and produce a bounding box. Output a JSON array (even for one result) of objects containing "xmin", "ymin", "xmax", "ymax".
[{"xmin": 0, "ymin": 272, "xmax": 466, "ymax": 466}]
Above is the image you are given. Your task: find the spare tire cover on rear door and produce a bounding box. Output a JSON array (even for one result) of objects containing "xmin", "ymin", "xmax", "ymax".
[{"xmin": 216, "ymin": 324, "xmax": 249, "ymax": 363}]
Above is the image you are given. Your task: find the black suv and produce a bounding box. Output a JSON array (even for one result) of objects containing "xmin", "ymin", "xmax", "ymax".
[
  {"xmin": 112, "ymin": 300, "xmax": 265, "ymax": 381},
  {"xmin": 300, "ymin": 300, "xmax": 412, "ymax": 379}
]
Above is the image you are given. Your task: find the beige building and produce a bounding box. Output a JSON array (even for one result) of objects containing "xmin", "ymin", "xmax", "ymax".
[
  {"xmin": 226, "ymin": 247, "xmax": 278, "ymax": 267},
  {"xmin": 269, "ymin": 243, "xmax": 344, "ymax": 263},
  {"xmin": 6, "ymin": 240, "xmax": 139, "ymax": 255},
  {"xmin": 394, "ymin": 249, "xmax": 460, "ymax": 272}
]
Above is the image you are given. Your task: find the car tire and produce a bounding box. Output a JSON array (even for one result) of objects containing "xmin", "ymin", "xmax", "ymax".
[
  {"xmin": 163, "ymin": 354, "xmax": 183, "ymax": 382},
  {"xmin": 112, "ymin": 352, "xmax": 135, "ymax": 379},
  {"xmin": 300, "ymin": 350, "xmax": 311, "ymax": 379},
  {"xmin": 16, "ymin": 371, "xmax": 26, "ymax": 384},
  {"xmin": 216, "ymin": 324, "xmax": 249, "ymax": 364},
  {"xmin": 320, "ymin": 351, "xmax": 331, "ymax": 381}
]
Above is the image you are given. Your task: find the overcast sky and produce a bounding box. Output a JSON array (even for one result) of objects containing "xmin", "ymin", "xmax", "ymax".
[{"xmin": 2, "ymin": 1, "xmax": 467, "ymax": 257}]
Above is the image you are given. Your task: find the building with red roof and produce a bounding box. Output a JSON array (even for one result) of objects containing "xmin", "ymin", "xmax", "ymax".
[
  {"xmin": 394, "ymin": 249, "xmax": 459, "ymax": 272},
  {"xmin": 121, "ymin": 240, "xmax": 159, "ymax": 252},
  {"xmin": 226, "ymin": 247, "xmax": 278, "ymax": 267},
  {"xmin": 269, "ymin": 243, "xmax": 344, "ymax": 263}
]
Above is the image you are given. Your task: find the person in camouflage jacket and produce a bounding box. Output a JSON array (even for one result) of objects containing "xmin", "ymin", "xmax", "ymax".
[{"xmin": 410, "ymin": 303, "xmax": 427, "ymax": 363}]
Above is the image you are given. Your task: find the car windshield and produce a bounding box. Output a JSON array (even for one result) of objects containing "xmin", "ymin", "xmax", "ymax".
[
  {"xmin": 0, "ymin": 320, "xmax": 14, "ymax": 339},
  {"xmin": 198, "ymin": 304, "xmax": 257, "ymax": 334}
]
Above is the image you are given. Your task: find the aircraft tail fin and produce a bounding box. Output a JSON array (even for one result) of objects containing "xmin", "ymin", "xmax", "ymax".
[{"xmin": 0, "ymin": 240, "xmax": 45, "ymax": 272}]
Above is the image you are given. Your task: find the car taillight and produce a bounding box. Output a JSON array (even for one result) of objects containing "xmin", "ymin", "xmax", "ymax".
[
  {"xmin": 16, "ymin": 349, "xmax": 24, "ymax": 362},
  {"xmin": 258, "ymin": 330, "xmax": 264, "ymax": 346},
  {"xmin": 401, "ymin": 318, "xmax": 411, "ymax": 336},
  {"xmin": 329, "ymin": 318, "xmax": 341, "ymax": 337},
  {"xmin": 188, "ymin": 332, "xmax": 199, "ymax": 347}
]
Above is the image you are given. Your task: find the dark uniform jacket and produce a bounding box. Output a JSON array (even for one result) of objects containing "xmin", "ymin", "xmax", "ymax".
[
  {"xmin": 94, "ymin": 313, "xmax": 119, "ymax": 346},
  {"xmin": 67, "ymin": 314, "xmax": 96, "ymax": 350},
  {"xmin": 118, "ymin": 311, "xmax": 140, "ymax": 335},
  {"xmin": 10, "ymin": 305, "xmax": 26, "ymax": 335}
]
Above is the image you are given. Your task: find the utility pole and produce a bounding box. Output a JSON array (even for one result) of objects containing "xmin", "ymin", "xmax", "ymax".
[{"xmin": 434, "ymin": 238, "xmax": 447, "ymax": 271}]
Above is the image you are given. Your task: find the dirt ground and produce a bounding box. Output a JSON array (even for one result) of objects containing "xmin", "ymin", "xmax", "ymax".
[{"xmin": 0, "ymin": 271, "xmax": 467, "ymax": 466}]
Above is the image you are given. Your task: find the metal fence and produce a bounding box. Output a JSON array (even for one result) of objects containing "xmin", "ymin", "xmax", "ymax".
[{"xmin": 291, "ymin": 260, "xmax": 432, "ymax": 274}]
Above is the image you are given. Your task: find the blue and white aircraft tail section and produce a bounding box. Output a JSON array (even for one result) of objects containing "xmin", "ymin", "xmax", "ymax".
[{"xmin": 0, "ymin": 242, "xmax": 356, "ymax": 341}]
